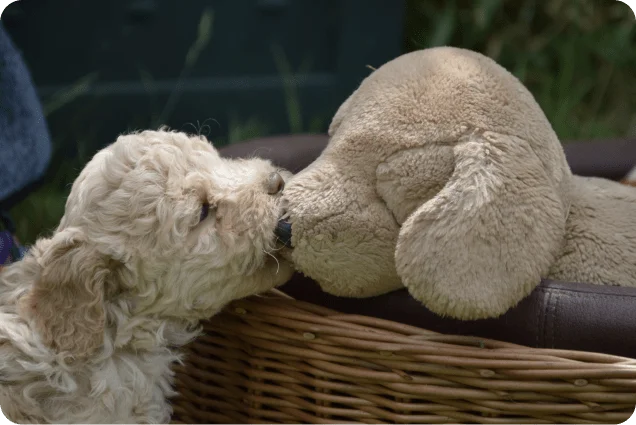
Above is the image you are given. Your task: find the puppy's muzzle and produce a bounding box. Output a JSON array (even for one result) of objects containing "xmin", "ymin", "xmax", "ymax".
[{"xmin": 271, "ymin": 171, "xmax": 292, "ymax": 246}]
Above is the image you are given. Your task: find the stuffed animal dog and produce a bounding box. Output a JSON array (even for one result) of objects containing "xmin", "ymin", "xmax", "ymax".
[{"xmin": 278, "ymin": 47, "xmax": 636, "ymax": 320}]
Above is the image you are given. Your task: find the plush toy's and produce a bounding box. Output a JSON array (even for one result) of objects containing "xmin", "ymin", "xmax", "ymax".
[{"xmin": 278, "ymin": 46, "xmax": 636, "ymax": 320}]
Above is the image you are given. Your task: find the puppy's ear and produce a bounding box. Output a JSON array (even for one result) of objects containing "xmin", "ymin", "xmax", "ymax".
[
  {"xmin": 21, "ymin": 228, "xmax": 112, "ymax": 358},
  {"xmin": 395, "ymin": 131, "xmax": 569, "ymax": 320}
]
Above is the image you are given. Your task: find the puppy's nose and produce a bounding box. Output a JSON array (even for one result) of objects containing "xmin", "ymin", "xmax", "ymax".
[
  {"xmin": 267, "ymin": 172, "xmax": 285, "ymax": 195},
  {"xmin": 275, "ymin": 219, "xmax": 293, "ymax": 248}
]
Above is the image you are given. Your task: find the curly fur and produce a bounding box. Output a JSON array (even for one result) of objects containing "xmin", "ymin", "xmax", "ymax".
[{"xmin": 0, "ymin": 129, "xmax": 293, "ymax": 423}]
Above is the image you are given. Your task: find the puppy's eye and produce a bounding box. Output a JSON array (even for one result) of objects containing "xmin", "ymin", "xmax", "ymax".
[{"xmin": 200, "ymin": 202, "xmax": 211, "ymax": 222}]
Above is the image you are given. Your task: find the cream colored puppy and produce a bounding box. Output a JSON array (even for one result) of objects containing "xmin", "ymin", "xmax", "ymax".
[{"xmin": 0, "ymin": 129, "xmax": 293, "ymax": 423}]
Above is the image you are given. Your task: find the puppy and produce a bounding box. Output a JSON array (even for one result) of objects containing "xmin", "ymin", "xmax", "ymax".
[{"xmin": 0, "ymin": 129, "xmax": 293, "ymax": 423}]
